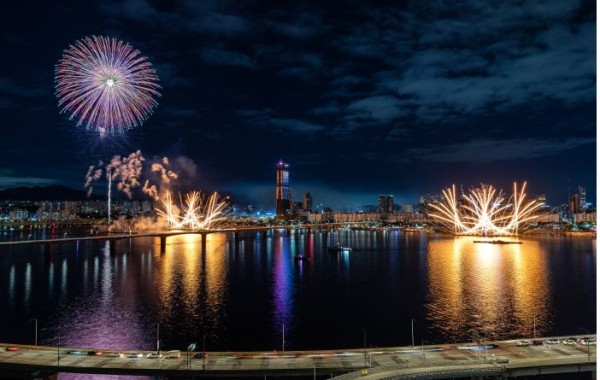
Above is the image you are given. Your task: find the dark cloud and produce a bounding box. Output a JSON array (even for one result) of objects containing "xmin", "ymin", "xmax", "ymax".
[
  {"xmin": 0, "ymin": 0, "xmax": 595, "ymax": 208},
  {"xmin": 199, "ymin": 45, "xmax": 256, "ymax": 68},
  {"xmin": 0, "ymin": 77, "xmax": 47, "ymax": 98},
  {"xmin": 345, "ymin": 95, "xmax": 407, "ymax": 124},
  {"xmin": 269, "ymin": 118, "xmax": 325, "ymax": 134},
  {"xmin": 405, "ymin": 137, "xmax": 596, "ymax": 164}
]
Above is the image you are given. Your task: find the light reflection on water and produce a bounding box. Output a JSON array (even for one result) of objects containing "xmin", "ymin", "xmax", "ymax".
[
  {"xmin": 426, "ymin": 237, "xmax": 551, "ymax": 342},
  {"xmin": 155, "ymin": 233, "xmax": 229, "ymax": 342},
  {"xmin": 0, "ymin": 230, "xmax": 594, "ymax": 380}
]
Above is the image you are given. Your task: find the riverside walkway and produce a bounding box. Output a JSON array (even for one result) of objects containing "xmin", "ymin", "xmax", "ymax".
[{"xmin": 0, "ymin": 335, "xmax": 595, "ymax": 379}]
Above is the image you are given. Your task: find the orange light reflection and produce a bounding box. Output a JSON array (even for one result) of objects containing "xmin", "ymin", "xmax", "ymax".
[{"xmin": 426, "ymin": 237, "xmax": 550, "ymax": 342}]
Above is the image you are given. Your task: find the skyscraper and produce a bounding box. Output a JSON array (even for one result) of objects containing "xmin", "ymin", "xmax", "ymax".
[
  {"xmin": 578, "ymin": 186, "xmax": 587, "ymax": 211},
  {"xmin": 276, "ymin": 160, "xmax": 291, "ymax": 216},
  {"xmin": 303, "ymin": 192, "xmax": 313, "ymax": 212},
  {"xmin": 378, "ymin": 195, "xmax": 394, "ymax": 214}
]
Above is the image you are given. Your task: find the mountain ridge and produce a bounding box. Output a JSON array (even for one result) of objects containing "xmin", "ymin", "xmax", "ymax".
[{"xmin": 0, "ymin": 185, "xmax": 107, "ymax": 201}]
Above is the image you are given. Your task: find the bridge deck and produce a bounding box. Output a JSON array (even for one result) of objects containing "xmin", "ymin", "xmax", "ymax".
[{"xmin": 0, "ymin": 335, "xmax": 595, "ymax": 378}]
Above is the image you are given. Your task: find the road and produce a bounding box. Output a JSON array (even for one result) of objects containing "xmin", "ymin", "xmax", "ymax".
[{"xmin": 0, "ymin": 335, "xmax": 595, "ymax": 378}]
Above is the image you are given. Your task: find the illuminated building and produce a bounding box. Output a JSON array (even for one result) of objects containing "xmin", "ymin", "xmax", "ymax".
[
  {"xmin": 570, "ymin": 193, "xmax": 581, "ymax": 214},
  {"xmin": 303, "ymin": 192, "xmax": 313, "ymax": 212},
  {"xmin": 378, "ymin": 195, "xmax": 394, "ymax": 214},
  {"xmin": 578, "ymin": 186, "xmax": 587, "ymax": 211},
  {"xmin": 275, "ymin": 160, "xmax": 291, "ymax": 216}
]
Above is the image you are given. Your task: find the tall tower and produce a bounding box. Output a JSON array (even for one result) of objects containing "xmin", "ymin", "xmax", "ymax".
[{"xmin": 276, "ymin": 160, "xmax": 291, "ymax": 216}]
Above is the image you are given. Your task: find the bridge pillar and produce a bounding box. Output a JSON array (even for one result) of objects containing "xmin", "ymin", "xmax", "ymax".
[
  {"xmin": 110, "ymin": 239, "xmax": 116, "ymax": 253},
  {"xmin": 43, "ymin": 243, "xmax": 52, "ymax": 256},
  {"xmin": 160, "ymin": 236, "xmax": 166, "ymax": 253},
  {"xmin": 201, "ymin": 232, "xmax": 207, "ymax": 253},
  {"xmin": 261, "ymin": 230, "xmax": 267, "ymax": 253}
]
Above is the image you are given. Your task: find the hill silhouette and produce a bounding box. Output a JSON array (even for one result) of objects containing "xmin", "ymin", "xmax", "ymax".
[{"xmin": 0, "ymin": 185, "xmax": 106, "ymax": 201}]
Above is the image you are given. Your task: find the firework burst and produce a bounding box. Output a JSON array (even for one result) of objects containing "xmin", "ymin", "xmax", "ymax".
[
  {"xmin": 56, "ymin": 35, "xmax": 161, "ymax": 135},
  {"xmin": 157, "ymin": 191, "xmax": 230, "ymax": 231},
  {"xmin": 429, "ymin": 182, "xmax": 542, "ymax": 236}
]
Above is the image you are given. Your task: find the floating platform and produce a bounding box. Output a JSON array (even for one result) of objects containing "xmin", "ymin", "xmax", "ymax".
[{"xmin": 473, "ymin": 240, "xmax": 523, "ymax": 244}]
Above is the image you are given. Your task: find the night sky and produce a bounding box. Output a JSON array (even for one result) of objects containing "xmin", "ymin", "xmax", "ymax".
[{"xmin": 0, "ymin": 0, "xmax": 596, "ymax": 211}]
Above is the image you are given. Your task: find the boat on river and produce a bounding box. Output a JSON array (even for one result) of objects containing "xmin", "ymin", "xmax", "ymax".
[
  {"xmin": 328, "ymin": 244, "xmax": 352, "ymax": 253},
  {"xmin": 473, "ymin": 240, "xmax": 522, "ymax": 244}
]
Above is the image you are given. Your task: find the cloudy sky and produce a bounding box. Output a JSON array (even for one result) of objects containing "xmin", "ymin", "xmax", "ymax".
[{"xmin": 0, "ymin": 0, "xmax": 596, "ymax": 210}]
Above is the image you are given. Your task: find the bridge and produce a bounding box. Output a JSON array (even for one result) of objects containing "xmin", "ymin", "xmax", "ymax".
[
  {"xmin": 0, "ymin": 336, "xmax": 595, "ymax": 379},
  {"xmin": 0, "ymin": 223, "xmax": 368, "ymax": 253}
]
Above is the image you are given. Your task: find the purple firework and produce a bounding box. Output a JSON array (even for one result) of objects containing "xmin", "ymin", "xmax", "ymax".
[{"xmin": 55, "ymin": 35, "xmax": 161, "ymax": 135}]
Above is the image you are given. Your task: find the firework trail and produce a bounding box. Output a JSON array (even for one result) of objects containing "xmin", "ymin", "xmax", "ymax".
[
  {"xmin": 85, "ymin": 150, "xmax": 145, "ymax": 224},
  {"xmin": 56, "ymin": 35, "xmax": 161, "ymax": 136},
  {"xmin": 84, "ymin": 164, "xmax": 103, "ymax": 197}
]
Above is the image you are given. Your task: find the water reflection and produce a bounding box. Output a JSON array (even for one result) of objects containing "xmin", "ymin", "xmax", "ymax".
[
  {"xmin": 426, "ymin": 237, "xmax": 550, "ymax": 342},
  {"xmin": 47, "ymin": 242, "xmax": 147, "ymax": 355},
  {"xmin": 156, "ymin": 233, "xmax": 228, "ymax": 338},
  {"xmin": 272, "ymin": 236, "xmax": 292, "ymax": 337},
  {"xmin": 0, "ymin": 230, "xmax": 592, "ymax": 362},
  {"xmin": 203, "ymin": 233, "xmax": 228, "ymax": 332},
  {"xmin": 8, "ymin": 265, "xmax": 15, "ymax": 311},
  {"xmin": 24, "ymin": 263, "xmax": 31, "ymax": 311}
]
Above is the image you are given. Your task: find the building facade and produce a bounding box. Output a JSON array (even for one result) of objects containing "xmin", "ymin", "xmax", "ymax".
[
  {"xmin": 378, "ymin": 195, "xmax": 394, "ymax": 214},
  {"xmin": 303, "ymin": 192, "xmax": 313, "ymax": 212},
  {"xmin": 275, "ymin": 160, "xmax": 291, "ymax": 216}
]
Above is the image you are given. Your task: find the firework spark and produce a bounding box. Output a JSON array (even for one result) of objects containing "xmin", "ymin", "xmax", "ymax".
[
  {"xmin": 156, "ymin": 191, "xmax": 230, "ymax": 231},
  {"xmin": 56, "ymin": 35, "xmax": 161, "ymax": 135},
  {"xmin": 85, "ymin": 151, "xmax": 146, "ymax": 224},
  {"xmin": 429, "ymin": 182, "xmax": 542, "ymax": 236}
]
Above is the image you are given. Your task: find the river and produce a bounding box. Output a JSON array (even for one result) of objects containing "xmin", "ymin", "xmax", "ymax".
[{"xmin": 0, "ymin": 228, "xmax": 595, "ymax": 377}]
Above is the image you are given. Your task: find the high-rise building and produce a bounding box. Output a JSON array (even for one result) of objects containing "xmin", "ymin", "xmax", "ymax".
[
  {"xmin": 378, "ymin": 195, "xmax": 394, "ymax": 214},
  {"xmin": 570, "ymin": 193, "xmax": 580, "ymax": 215},
  {"xmin": 275, "ymin": 160, "xmax": 291, "ymax": 216},
  {"xmin": 303, "ymin": 192, "xmax": 313, "ymax": 212},
  {"xmin": 578, "ymin": 186, "xmax": 587, "ymax": 211}
]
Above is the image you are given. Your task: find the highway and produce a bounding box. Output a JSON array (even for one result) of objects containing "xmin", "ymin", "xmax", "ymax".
[{"xmin": 0, "ymin": 335, "xmax": 595, "ymax": 378}]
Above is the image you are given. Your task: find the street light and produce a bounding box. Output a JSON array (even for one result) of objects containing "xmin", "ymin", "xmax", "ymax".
[
  {"xmin": 187, "ymin": 342, "xmax": 196, "ymax": 370},
  {"xmin": 29, "ymin": 318, "xmax": 38, "ymax": 346},
  {"xmin": 579, "ymin": 328, "xmax": 591, "ymax": 363},
  {"xmin": 56, "ymin": 333, "xmax": 61, "ymax": 367},
  {"xmin": 411, "ymin": 318, "xmax": 415, "ymax": 347},
  {"xmin": 202, "ymin": 334, "xmax": 206, "ymax": 370},
  {"xmin": 482, "ymin": 336, "xmax": 488, "ymax": 362},
  {"xmin": 156, "ymin": 323, "xmax": 160, "ymax": 354},
  {"xmin": 359, "ymin": 327, "xmax": 367, "ymax": 368}
]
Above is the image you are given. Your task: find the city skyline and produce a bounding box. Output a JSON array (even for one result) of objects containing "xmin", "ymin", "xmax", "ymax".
[{"xmin": 0, "ymin": 1, "xmax": 596, "ymax": 210}]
